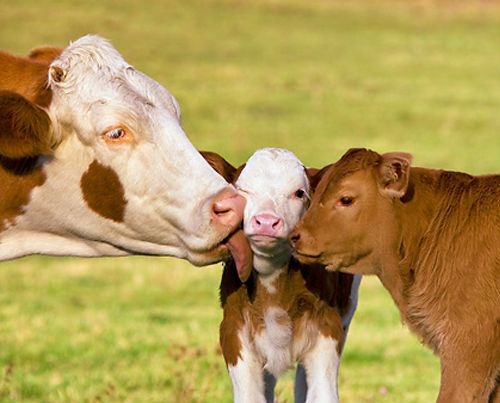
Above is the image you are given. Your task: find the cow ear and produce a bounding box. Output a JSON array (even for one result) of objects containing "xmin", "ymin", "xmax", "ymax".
[
  {"xmin": 200, "ymin": 151, "xmax": 237, "ymax": 183},
  {"xmin": 28, "ymin": 46, "xmax": 63, "ymax": 64},
  {"xmin": 378, "ymin": 152, "xmax": 413, "ymax": 198},
  {"xmin": 0, "ymin": 91, "xmax": 54, "ymax": 158},
  {"xmin": 49, "ymin": 63, "xmax": 66, "ymax": 84}
]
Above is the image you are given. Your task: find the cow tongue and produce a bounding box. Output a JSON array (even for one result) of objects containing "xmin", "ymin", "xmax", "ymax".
[{"xmin": 226, "ymin": 229, "xmax": 253, "ymax": 282}]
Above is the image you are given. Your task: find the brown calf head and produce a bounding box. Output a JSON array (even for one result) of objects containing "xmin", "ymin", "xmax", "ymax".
[{"xmin": 291, "ymin": 148, "xmax": 412, "ymax": 274}]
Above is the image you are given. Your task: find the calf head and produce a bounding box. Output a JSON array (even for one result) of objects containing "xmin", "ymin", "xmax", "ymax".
[
  {"xmin": 291, "ymin": 148, "xmax": 412, "ymax": 274},
  {"xmin": 236, "ymin": 148, "xmax": 311, "ymax": 278},
  {"xmin": 0, "ymin": 36, "xmax": 251, "ymax": 270}
]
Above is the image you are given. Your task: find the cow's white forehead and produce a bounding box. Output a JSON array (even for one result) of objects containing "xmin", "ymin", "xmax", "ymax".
[
  {"xmin": 49, "ymin": 35, "xmax": 180, "ymax": 119},
  {"xmin": 237, "ymin": 148, "xmax": 308, "ymax": 192}
]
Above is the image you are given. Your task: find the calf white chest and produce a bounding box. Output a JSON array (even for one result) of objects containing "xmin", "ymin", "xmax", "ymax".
[{"xmin": 254, "ymin": 306, "xmax": 294, "ymax": 377}]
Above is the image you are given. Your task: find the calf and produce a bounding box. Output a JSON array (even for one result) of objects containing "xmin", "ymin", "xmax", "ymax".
[
  {"xmin": 0, "ymin": 36, "xmax": 251, "ymax": 272},
  {"xmin": 216, "ymin": 148, "xmax": 360, "ymax": 403},
  {"xmin": 291, "ymin": 148, "xmax": 500, "ymax": 402}
]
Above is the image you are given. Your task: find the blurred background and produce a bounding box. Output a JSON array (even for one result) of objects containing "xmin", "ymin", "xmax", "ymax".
[{"xmin": 1, "ymin": 0, "xmax": 499, "ymax": 401}]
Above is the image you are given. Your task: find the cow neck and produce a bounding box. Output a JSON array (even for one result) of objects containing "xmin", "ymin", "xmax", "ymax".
[{"xmin": 0, "ymin": 156, "xmax": 47, "ymax": 233}]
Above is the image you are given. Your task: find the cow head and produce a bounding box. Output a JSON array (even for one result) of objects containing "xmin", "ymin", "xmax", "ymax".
[
  {"xmin": 0, "ymin": 36, "xmax": 251, "ymax": 272},
  {"xmin": 291, "ymin": 148, "xmax": 412, "ymax": 274},
  {"xmin": 235, "ymin": 148, "xmax": 311, "ymax": 279}
]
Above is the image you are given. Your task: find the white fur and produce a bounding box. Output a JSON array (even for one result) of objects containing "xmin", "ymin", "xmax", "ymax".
[
  {"xmin": 302, "ymin": 335, "xmax": 340, "ymax": 403},
  {"xmin": 225, "ymin": 148, "xmax": 345, "ymax": 403},
  {"xmin": 1, "ymin": 35, "xmax": 234, "ymax": 263},
  {"xmin": 255, "ymin": 307, "xmax": 293, "ymax": 376},
  {"xmin": 236, "ymin": 148, "xmax": 309, "ymax": 275}
]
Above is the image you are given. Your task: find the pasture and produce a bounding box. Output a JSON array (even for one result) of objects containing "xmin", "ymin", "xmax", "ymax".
[{"xmin": 1, "ymin": 0, "xmax": 499, "ymax": 401}]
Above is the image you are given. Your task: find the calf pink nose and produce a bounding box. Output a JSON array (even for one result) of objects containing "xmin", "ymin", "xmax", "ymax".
[
  {"xmin": 252, "ymin": 213, "xmax": 283, "ymax": 236},
  {"xmin": 211, "ymin": 187, "xmax": 246, "ymax": 231}
]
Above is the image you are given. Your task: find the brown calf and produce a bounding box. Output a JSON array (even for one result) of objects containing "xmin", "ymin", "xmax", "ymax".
[{"xmin": 291, "ymin": 148, "xmax": 500, "ymax": 402}]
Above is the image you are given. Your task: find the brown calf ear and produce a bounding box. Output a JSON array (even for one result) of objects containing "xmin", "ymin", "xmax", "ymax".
[
  {"xmin": 28, "ymin": 46, "xmax": 63, "ymax": 64},
  {"xmin": 200, "ymin": 151, "xmax": 237, "ymax": 182},
  {"xmin": 0, "ymin": 91, "xmax": 53, "ymax": 158},
  {"xmin": 306, "ymin": 164, "xmax": 333, "ymax": 192},
  {"xmin": 379, "ymin": 152, "xmax": 413, "ymax": 198}
]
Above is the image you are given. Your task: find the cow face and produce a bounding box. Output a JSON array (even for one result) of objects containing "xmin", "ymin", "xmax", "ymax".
[
  {"xmin": 236, "ymin": 148, "xmax": 310, "ymax": 275},
  {"xmin": 0, "ymin": 36, "xmax": 251, "ymax": 270},
  {"xmin": 291, "ymin": 148, "xmax": 412, "ymax": 274}
]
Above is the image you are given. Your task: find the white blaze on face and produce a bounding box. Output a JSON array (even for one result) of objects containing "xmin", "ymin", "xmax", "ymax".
[
  {"xmin": 10, "ymin": 35, "xmax": 239, "ymax": 263},
  {"xmin": 236, "ymin": 148, "xmax": 309, "ymax": 273}
]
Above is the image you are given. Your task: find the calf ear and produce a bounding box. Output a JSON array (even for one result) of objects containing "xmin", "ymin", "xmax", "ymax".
[
  {"xmin": 306, "ymin": 164, "xmax": 332, "ymax": 192},
  {"xmin": 378, "ymin": 152, "xmax": 413, "ymax": 198},
  {"xmin": 200, "ymin": 151, "xmax": 237, "ymax": 182},
  {"xmin": 0, "ymin": 91, "xmax": 53, "ymax": 158},
  {"xmin": 28, "ymin": 46, "xmax": 63, "ymax": 64}
]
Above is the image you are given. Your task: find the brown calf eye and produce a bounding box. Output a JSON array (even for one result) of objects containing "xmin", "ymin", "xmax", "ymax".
[
  {"xmin": 295, "ymin": 189, "xmax": 305, "ymax": 199},
  {"xmin": 339, "ymin": 196, "xmax": 354, "ymax": 206}
]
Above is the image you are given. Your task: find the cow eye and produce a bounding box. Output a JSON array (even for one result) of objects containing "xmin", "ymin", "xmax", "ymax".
[
  {"xmin": 338, "ymin": 196, "xmax": 354, "ymax": 206},
  {"xmin": 105, "ymin": 127, "xmax": 125, "ymax": 140},
  {"xmin": 295, "ymin": 189, "xmax": 305, "ymax": 199},
  {"xmin": 102, "ymin": 127, "xmax": 133, "ymax": 144}
]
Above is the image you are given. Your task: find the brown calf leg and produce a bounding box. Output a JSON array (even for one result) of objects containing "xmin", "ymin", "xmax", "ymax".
[{"xmin": 438, "ymin": 340, "xmax": 499, "ymax": 403}]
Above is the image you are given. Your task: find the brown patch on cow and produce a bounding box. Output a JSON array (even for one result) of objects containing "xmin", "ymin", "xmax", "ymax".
[
  {"xmin": 0, "ymin": 156, "xmax": 46, "ymax": 231},
  {"xmin": 219, "ymin": 258, "xmax": 352, "ymax": 364},
  {"xmin": 27, "ymin": 46, "xmax": 62, "ymax": 64},
  {"xmin": 294, "ymin": 148, "xmax": 500, "ymax": 402},
  {"xmin": 0, "ymin": 49, "xmax": 54, "ymax": 107},
  {"xmin": 80, "ymin": 160, "xmax": 127, "ymax": 222}
]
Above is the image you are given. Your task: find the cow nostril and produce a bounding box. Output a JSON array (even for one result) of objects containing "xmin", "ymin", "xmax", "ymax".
[{"xmin": 272, "ymin": 218, "xmax": 281, "ymax": 229}]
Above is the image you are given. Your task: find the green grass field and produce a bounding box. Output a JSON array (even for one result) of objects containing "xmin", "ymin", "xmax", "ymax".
[{"xmin": 1, "ymin": 0, "xmax": 499, "ymax": 401}]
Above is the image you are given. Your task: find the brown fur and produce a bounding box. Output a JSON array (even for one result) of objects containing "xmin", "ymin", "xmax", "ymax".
[
  {"xmin": 0, "ymin": 49, "xmax": 53, "ymax": 107},
  {"xmin": 211, "ymin": 150, "xmax": 355, "ymax": 368},
  {"xmin": 0, "ymin": 47, "xmax": 59, "ymax": 233},
  {"xmin": 219, "ymin": 258, "xmax": 353, "ymax": 366},
  {"xmin": 80, "ymin": 160, "xmax": 127, "ymax": 223},
  {"xmin": 27, "ymin": 46, "xmax": 62, "ymax": 64},
  {"xmin": 293, "ymin": 148, "xmax": 500, "ymax": 402},
  {"xmin": 0, "ymin": 91, "xmax": 53, "ymax": 158},
  {"xmin": 0, "ymin": 156, "xmax": 46, "ymax": 231}
]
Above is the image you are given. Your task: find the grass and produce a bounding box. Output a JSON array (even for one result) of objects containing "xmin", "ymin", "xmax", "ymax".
[{"xmin": 0, "ymin": 0, "xmax": 499, "ymax": 401}]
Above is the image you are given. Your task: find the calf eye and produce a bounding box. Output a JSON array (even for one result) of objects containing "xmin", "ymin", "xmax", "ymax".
[
  {"xmin": 295, "ymin": 189, "xmax": 305, "ymax": 199},
  {"xmin": 338, "ymin": 196, "xmax": 354, "ymax": 206}
]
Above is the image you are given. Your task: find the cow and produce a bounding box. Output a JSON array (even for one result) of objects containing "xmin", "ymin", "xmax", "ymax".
[
  {"xmin": 207, "ymin": 148, "xmax": 360, "ymax": 403},
  {"xmin": 290, "ymin": 148, "xmax": 500, "ymax": 402},
  {"xmin": 0, "ymin": 35, "xmax": 251, "ymax": 274}
]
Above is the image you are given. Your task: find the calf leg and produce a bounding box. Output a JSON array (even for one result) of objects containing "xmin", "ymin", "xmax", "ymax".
[
  {"xmin": 294, "ymin": 364, "xmax": 307, "ymax": 403},
  {"xmin": 302, "ymin": 335, "xmax": 340, "ymax": 403},
  {"xmin": 228, "ymin": 353, "xmax": 267, "ymax": 403},
  {"xmin": 438, "ymin": 340, "xmax": 499, "ymax": 403},
  {"xmin": 264, "ymin": 370, "xmax": 277, "ymax": 403}
]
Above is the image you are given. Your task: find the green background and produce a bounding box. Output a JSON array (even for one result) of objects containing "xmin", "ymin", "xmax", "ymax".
[{"xmin": 1, "ymin": 0, "xmax": 499, "ymax": 401}]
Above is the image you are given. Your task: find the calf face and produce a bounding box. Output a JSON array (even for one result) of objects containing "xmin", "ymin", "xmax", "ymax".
[
  {"xmin": 0, "ymin": 36, "xmax": 251, "ymax": 270},
  {"xmin": 236, "ymin": 148, "xmax": 310, "ymax": 275},
  {"xmin": 291, "ymin": 148, "xmax": 411, "ymax": 274}
]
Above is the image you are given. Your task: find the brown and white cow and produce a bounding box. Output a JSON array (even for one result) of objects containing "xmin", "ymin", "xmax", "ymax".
[
  {"xmin": 212, "ymin": 148, "xmax": 360, "ymax": 403},
  {"xmin": 0, "ymin": 35, "xmax": 252, "ymax": 272},
  {"xmin": 291, "ymin": 148, "xmax": 500, "ymax": 402}
]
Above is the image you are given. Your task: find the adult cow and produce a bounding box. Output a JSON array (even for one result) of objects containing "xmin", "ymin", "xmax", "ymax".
[
  {"xmin": 0, "ymin": 35, "xmax": 251, "ymax": 273},
  {"xmin": 291, "ymin": 148, "xmax": 500, "ymax": 402}
]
